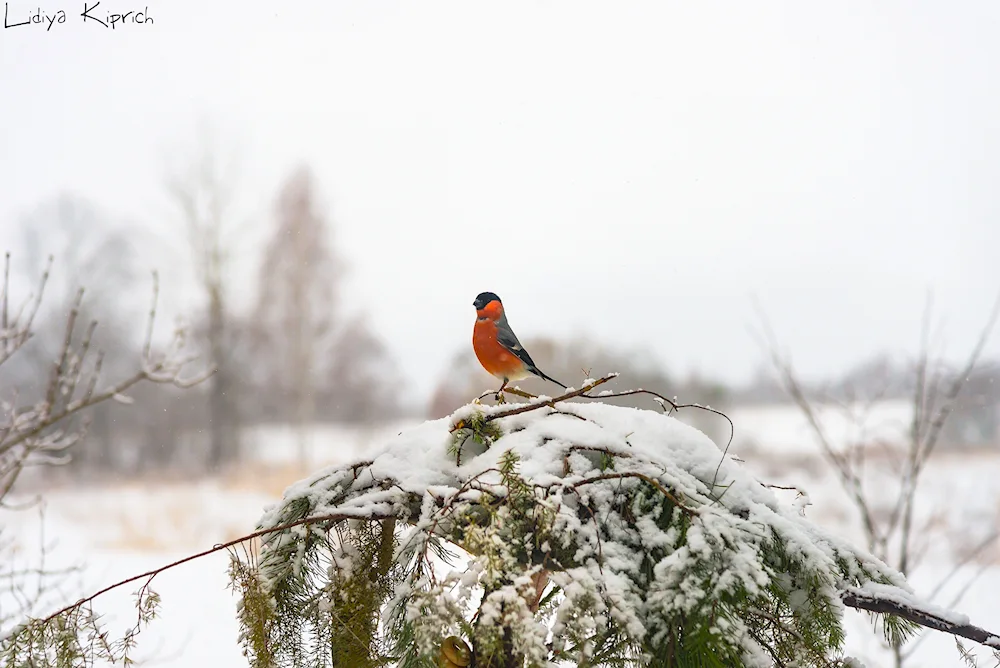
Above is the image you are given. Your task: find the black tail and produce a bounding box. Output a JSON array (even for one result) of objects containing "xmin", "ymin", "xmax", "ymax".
[{"xmin": 530, "ymin": 366, "xmax": 567, "ymax": 389}]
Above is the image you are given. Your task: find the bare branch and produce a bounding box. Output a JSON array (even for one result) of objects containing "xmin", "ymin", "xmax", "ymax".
[
  {"xmin": 450, "ymin": 375, "xmax": 618, "ymax": 432},
  {"xmin": 45, "ymin": 287, "xmax": 83, "ymax": 411},
  {"xmin": 911, "ymin": 291, "xmax": 933, "ymax": 457},
  {"xmin": 753, "ymin": 290, "xmax": 1000, "ymax": 668},
  {"xmin": 22, "ymin": 510, "xmax": 395, "ymax": 633},
  {"xmin": 142, "ymin": 271, "xmax": 158, "ymax": 361},
  {"xmin": 917, "ymin": 291, "xmax": 1000, "ymax": 466},
  {"xmin": 0, "ymin": 255, "xmax": 51, "ymax": 367},
  {"xmin": 752, "ymin": 302, "xmax": 884, "ymax": 552},
  {"xmin": 898, "ymin": 291, "xmax": 1000, "ymax": 575},
  {"xmin": 2, "ymin": 252, "xmax": 8, "ymax": 332},
  {"xmin": 0, "ymin": 258, "xmax": 212, "ymax": 502}
]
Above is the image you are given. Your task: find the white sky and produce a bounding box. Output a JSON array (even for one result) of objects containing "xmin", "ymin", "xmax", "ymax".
[{"xmin": 2, "ymin": 1, "xmax": 998, "ymax": 400}]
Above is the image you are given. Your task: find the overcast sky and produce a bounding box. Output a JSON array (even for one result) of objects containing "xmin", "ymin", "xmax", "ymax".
[{"xmin": 2, "ymin": 1, "xmax": 998, "ymax": 400}]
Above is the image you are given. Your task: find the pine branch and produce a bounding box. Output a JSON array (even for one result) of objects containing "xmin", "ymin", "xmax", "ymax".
[
  {"xmin": 841, "ymin": 589, "xmax": 1000, "ymax": 650},
  {"xmin": 567, "ymin": 472, "xmax": 697, "ymax": 516}
]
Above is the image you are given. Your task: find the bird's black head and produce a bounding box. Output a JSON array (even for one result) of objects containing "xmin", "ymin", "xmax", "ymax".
[{"xmin": 473, "ymin": 292, "xmax": 501, "ymax": 310}]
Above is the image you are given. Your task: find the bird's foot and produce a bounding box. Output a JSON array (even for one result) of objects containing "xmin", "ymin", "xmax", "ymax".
[{"xmin": 495, "ymin": 391, "xmax": 507, "ymax": 405}]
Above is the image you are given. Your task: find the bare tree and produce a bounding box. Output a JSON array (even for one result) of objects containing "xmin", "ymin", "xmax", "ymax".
[
  {"xmin": 324, "ymin": 315, "xmax": 403, "ymax": 423},
  {"xmin": 755, "ymin": 293, "xmax": 1000, "ymax": 667},
  {"xmin": 166, "ymin": 133, "xmax": 244, "ymax": 473},
  {"xmin": 252, "ymin": 165, "xmax": 340, "ymax": 465}
]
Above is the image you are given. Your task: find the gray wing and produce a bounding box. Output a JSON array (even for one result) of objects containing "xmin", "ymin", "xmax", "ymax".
[{"xmin": 495, "ymin": 316, "xmax": 539, "ymax": 371}]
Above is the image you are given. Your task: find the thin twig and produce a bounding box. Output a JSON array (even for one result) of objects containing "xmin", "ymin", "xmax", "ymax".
[
  {"xmin": 142, "ymin": 271, "xmax": 158, "ymax": 361},
  {"xmin": 485, "ymin": 375, "xmax": 618, "ymax": 422},
  {"xmin": 450, "ymin": 375, "xmax": 618, "ymax": 433},
  {"xmin": 29, "ymin": 510, "xmax": 397, "ymax": 629},
  {"xmin": 1, "ymin": 252, "xmax": 9, "ymax": 333}
]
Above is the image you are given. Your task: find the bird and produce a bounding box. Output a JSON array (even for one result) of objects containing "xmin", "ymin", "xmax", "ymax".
[{"xmin": 471, "ymin": 291, "xmax": 567, "ymax": 401}]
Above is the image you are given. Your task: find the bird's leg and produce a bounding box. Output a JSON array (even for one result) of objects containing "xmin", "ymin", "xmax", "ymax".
[{"xmin": 495, "ymin": 379, "xmax": 509, "ymax": 404}]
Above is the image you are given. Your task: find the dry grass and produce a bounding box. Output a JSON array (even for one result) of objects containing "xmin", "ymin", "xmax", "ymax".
[
  {"xmin": 99, "ymin": 501, "xmax": 195, "ymax": 552},
  {"xmin": 219, "ymin": 462, "xmax": 318, "ymax": 498},
  {"xmin": 95, "ymin": 462, "xmax": 333, "ymax": 552},
  {"xmin": 49, "ymin": 463, "xmax": 311, "ymax": 554}
]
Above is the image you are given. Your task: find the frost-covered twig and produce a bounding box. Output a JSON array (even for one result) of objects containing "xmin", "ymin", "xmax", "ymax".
[
  {"xmin": 0, "ymin": 267, "xmax": 212, "ymax": 499},
  {"xmin": 0, "ymin": 253, "xmax": 50, "ymax": 368}
]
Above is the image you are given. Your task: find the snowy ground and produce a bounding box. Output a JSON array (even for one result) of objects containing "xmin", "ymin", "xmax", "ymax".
[
  {"xmin": 4, "ymin": 416, "xmax": 999, "ymax": 667},
  {"xmin": 737, "ymin": 446, "xmax": 1000, "ymax": 667}
]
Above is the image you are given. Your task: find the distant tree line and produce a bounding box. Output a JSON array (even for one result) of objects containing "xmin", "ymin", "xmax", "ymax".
[
  {"xmin": 8, "ymin": 130, "xmax": 999, "ymax": 482},
  {"xmin": 6, "ymin": 147, "xmax": 403, "ymax": 480}
]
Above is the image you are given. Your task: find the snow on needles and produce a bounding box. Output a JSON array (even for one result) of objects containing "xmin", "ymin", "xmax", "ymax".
[{"xmin": 253, "ymin": 399, "xmax": 931, "ymax": 666}]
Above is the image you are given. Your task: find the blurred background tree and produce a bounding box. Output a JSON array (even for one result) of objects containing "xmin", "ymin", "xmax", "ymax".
[
  {"xmin": 166, "ymin": 133, "xmax": 245, "ymax": 474},
  {"xmin": 247, "ymin": 167, "xmax": 404, "ymax": 455},
  {"xmin": 250, "ymin": 166, "xmax": 339, "ymax": 465}
]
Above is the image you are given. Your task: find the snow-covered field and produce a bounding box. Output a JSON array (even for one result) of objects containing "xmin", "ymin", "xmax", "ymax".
[{"xmin": 4, "ymin": 416, "xmax": 999, "ymax": 667}]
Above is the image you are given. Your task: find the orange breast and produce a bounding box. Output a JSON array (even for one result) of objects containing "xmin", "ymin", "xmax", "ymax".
[{"xmin": 473, "ymin": 319, "xmax": 526, "ymax": 380}]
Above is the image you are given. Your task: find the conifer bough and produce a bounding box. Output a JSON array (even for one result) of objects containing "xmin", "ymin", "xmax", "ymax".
[{"xmin": 235, "ymin": 375, "xmax": 1000, "ymax": 667}]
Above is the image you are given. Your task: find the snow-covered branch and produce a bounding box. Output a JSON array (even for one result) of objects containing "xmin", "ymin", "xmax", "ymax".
[
  {"xmin": 462, "ymin": 373, "xmax": 735, "ymax": 452},
  {"xmin": 236, "ymin": 394, "xmax": 997, "ymax": 666},
  {"xmin": 841, "ymin": 586, "xmax": 1000, "ymax": 650}
]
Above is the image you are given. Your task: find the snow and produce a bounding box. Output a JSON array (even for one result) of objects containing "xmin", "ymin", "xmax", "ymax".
[
  {"xmin": 844, "ymin": 582, "xmax": 970, "ymax": 627},
  {"xmin": 3, "ymin": 410, "xmax": 999, "ymax": 667},
  {"xmin": 252, "ymin": 400, "xmax": 940, "ymax": 664},
  {"xmin": 727, "ymin": 400, "xmax": 915, "ymax": 455}
]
